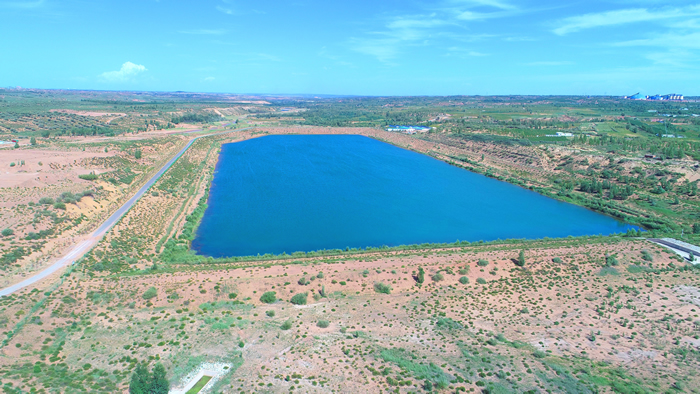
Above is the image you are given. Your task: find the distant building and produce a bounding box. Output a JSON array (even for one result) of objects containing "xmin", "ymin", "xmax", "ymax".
[
  {"xmin": 545, "ymin": 132, "xmax": 574, "ymax": 137},
  {"xmin": 386, "ymin": 125, "xmax": 431, "ymax": 133},
  {"xmin": 624, "ymin": 93, "xmax": 683, "ymax": 101},
  {"xmin": 648, "ymin": 94, "xmax": 684, "ymax": 101},
  {"xmin": 625, "ymin": 93, "xmax": 646, "ymax": 100}
]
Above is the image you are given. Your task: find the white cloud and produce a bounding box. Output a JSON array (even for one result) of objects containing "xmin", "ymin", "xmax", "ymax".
[
  {"xmin": 179, "ymin": 29, "xmax": 227, "ymax": 35},
  {"xmin": 553, "ymin": 5, "xmax": 700, "ymax": 35},
  {"xmin": 525, "ymin": 61, "xmax": 574, "ymax": 66},
  {"xmin": 204, "ymin": 76, "xmax": 216, "ymax": 82},
  {"xmin": 447, "ymin": 0, "xmax": 514, "ymax": 11},
  {"xmin": 614, "ymin": 32, "xmax": 700, "ymax": 49},
  {"xmin": 216, "ymin": 5, "xmax": 234, "ymax": 15},
  {"xmin": 0, "ymin": 0, "xmax": 44, "ymax": 9},
  {"xmin": 99, "ymin": 62, "xmax": 147, "ymax": 82}
]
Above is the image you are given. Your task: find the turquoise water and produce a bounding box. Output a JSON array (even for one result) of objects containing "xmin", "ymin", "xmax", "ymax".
[{"xmin": 192, "ymin": 135, "xmax": 636, "ymax": 257}]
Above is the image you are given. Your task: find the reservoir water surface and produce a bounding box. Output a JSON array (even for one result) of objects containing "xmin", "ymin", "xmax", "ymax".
[{"xmin": 193, "ymin": 135, "xmax": 636, "ymax": 257}]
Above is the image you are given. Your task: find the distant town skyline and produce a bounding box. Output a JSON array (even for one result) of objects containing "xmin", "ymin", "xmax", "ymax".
[{"xmin": 1, "ymin": 0, "xmax": 699, "ymax": 96}]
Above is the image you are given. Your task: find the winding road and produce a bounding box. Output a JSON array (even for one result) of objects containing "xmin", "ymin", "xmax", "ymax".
[{"xmin": 0, "ymin": 127, "xmax": 250, "ymax": 297}]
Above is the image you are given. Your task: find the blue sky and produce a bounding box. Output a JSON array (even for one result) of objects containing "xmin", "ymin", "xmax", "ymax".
[{"xmin": 1, "ymin": 0, "xmax": 699, "ymax": 95}]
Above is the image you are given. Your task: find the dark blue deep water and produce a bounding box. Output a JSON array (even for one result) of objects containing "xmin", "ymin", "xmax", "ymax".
[{"xmin": 192, "ymin": 135, "xmax": 636, "ymax": 257}]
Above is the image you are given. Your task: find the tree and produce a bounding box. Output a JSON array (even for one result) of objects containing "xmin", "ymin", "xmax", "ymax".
[
  {"xmin": 416, "ymin": 267, "xmax": 425, "ymax": 284},
  {"xmin": 134, "ymin": 149, "xmax": 142, "ymax": 159},
  {"xmin": 14, "ymin": 141, "xmax": 19, "ymax": 149},
  {"xmin": 150, "ymin": 363, "xmax": 169, "ymax": 394},
  {"xmin": 694, "ymin": 223, "xmax": 700, "ymax": 234},
  {"xmin": 129, "ymin": 363, "xmax": 150, "ymax": 394},
  {"xmin": 41, "ymin": 130, "xmax": 50, "ymax": 138},
  {"xmin": 30, "ymin": 137, "xmax": 36, "ymax": 145},
  {"xmin": 516, "ymin": 250, "xmax": 526, "ymax": 267}
]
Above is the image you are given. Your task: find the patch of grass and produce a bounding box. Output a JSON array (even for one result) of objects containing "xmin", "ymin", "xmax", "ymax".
[
  {"xmin": 317, "ymin": 320, "xmax": 329, "ymax": 328},
  {"xmin": 380, "ymin": 348, "xmax": 450, "ymax": 389},
  {"xmin": 599, "ymin": 267, "xmax": 620, "ymax": 276}
]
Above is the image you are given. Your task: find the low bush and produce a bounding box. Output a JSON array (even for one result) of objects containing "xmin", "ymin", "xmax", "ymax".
[
  {"xmin": 432, "ymin": 273, "xmax": 444, "ymax": 282},
  {"xmin": 53, "ymin": 202, "xmax": 66, "ymax": 210},
  {"xmin": 281, "ymin": 320, "xmax": 292, "ymax": 330},
  {"xmin": 317, "ymin": 320, "xmax": 329, "ymax": 328},
  {"xmin": 374, "ymin": 282, "xmax": 391, "ymax": 294},
  {"xmin": 290, "ymin": 293, "xmax": 308, "ymax": 305},
  {"xmin": 1, "ymin": 228, "xmax": 13, "ymax": 237},
  {"xmin": 79, "ymin": 173, "xmax": 98, "ymax": 181},
  {"xmin": 459, "ymin": 276, "xmax": 469, "ymax": 284},
  {"xmin": 552, "ymin": 257, "xmax": 563, "ymax": 263},
  {"xmin": 476, "ymin": 278, "xmax": 487, "ymax": 284},
  {"xmin": 477, "ymin": 259, "xmax": 489, "ymax": 267},
  {"xmin": 143, "ymin": 287, "xmax": 157, "ymax": 300},
  {"xmin": 266, "ymin": 310, "xmax": 275, "ymax": 317},
  {"xmin": 260, "ymin": 291, "xmax": 277, "ymax": 304}
]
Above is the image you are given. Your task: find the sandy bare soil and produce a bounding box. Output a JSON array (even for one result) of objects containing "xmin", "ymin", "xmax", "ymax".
[{"xmin": 2, "ymin": 238, "xmax": 699, "ymax": 393}]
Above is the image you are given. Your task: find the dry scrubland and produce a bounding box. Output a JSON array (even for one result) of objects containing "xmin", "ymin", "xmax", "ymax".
[
  {"xmin": 0, "ymin": 135, "xmax": 187, "ymax": 289},
  {"xmin": 2, "ymin": 126, "xmax": 700, "ymax": 393},
  {"xmin": 2, "ymin": 238, "xmax": 700, "ymax": 393}
]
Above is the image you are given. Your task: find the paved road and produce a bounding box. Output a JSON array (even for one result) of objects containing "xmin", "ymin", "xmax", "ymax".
[{"xmin": 0, "ymin": 127, "xmax": 250, "ymax": 297}]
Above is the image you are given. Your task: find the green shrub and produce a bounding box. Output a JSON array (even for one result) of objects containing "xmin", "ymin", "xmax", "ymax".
[
  {"xmin": 316, "ymin": 272, "xmax": 324, "ymax": 279},
  {"xmin": 143, "ymin": 287, "xmax": 157, "ymax": 300},
  {"xmin": 290, "ymin": 293, "xmax": 308, "ymax": 305},
  {"xmin": 432, "ymin": 273, "xmax": 444, "ymax": 282},
  {"xmin": 641, "ymin": 250, "xmax": 654, "ymax": 262},
  {"xmin": 298, "ymin": 277, "xmax": 309, "ymax": 286},
  {"xmin": 9, "ymin": 162, "xmax": 15, "ymax": 167},
  {"xmin": 477, "ymin": 259, "xmax": 489, "ymax": 267},
  {"xmin": 266, "ymin": 310, "xmax": 275, "ymax": 317},
  {"xmin": 260, "ymin": 291, "xmax": 277, "ymax": 304},
  {"xmin": 606, "ymin": 254, "xmax": 619, "ymax": 266},
  {"xmin": 416, "ymin": 267, "xmax": 425, "ymax": 284},
  {"xmin": 476, "ymin": 278, "xmax": 487, "ymax": 284},
  {"xmin": 1, "ymin": 228, "xmax": 13, "ymax": 237},
  {"xmin": 317, "ymin": 320, "xmax": 330, "ymax": 328},
  {"xmin": 374, "ymin": 282, "xmax": 391, "ymax": 294},
  {"xmin": 228, "ymin": 293, "xmax": 238, "ymax": 299},
  {"xmin": 516, "ymin": 250, "xmax": 526, "ymax": 267},
  {"xmin": 281, "ymin": 320, "xmax": 292, "ymax": 330},
  {"xmin": 458, "ymin": 267, "xmax": 469, "ymax": 275},
  {"xmin": 53, "ymin": 202, "xmax": 66, "ymax": 210},
  {"xmin": 552, "ymin": 257, "xmax": 563, "ymax": 263},
  {"xmin": 459, "ymin": 276, "xmax": 469, "ymax": 284},
  {"xmin": 79, "ymin": 173, "xmax": 98, "ymax": 181},
  {"xmin": 533, "ymin": 350, "xmax": 546, "ymax": 358},
  {"xmin": 39, "ymin": 197, "xmax": 53, "ymax": 205}
]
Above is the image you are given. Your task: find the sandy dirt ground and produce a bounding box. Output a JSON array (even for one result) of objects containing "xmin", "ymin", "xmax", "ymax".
[{"xmin": 2, "ymin": 238, "xmax": 699, "ymax": 393}]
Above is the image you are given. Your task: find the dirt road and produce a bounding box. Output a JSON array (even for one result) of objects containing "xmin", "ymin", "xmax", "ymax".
[{"xmin": 0, "ymin": 127, "xmax": 250, "ymax": 297}]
